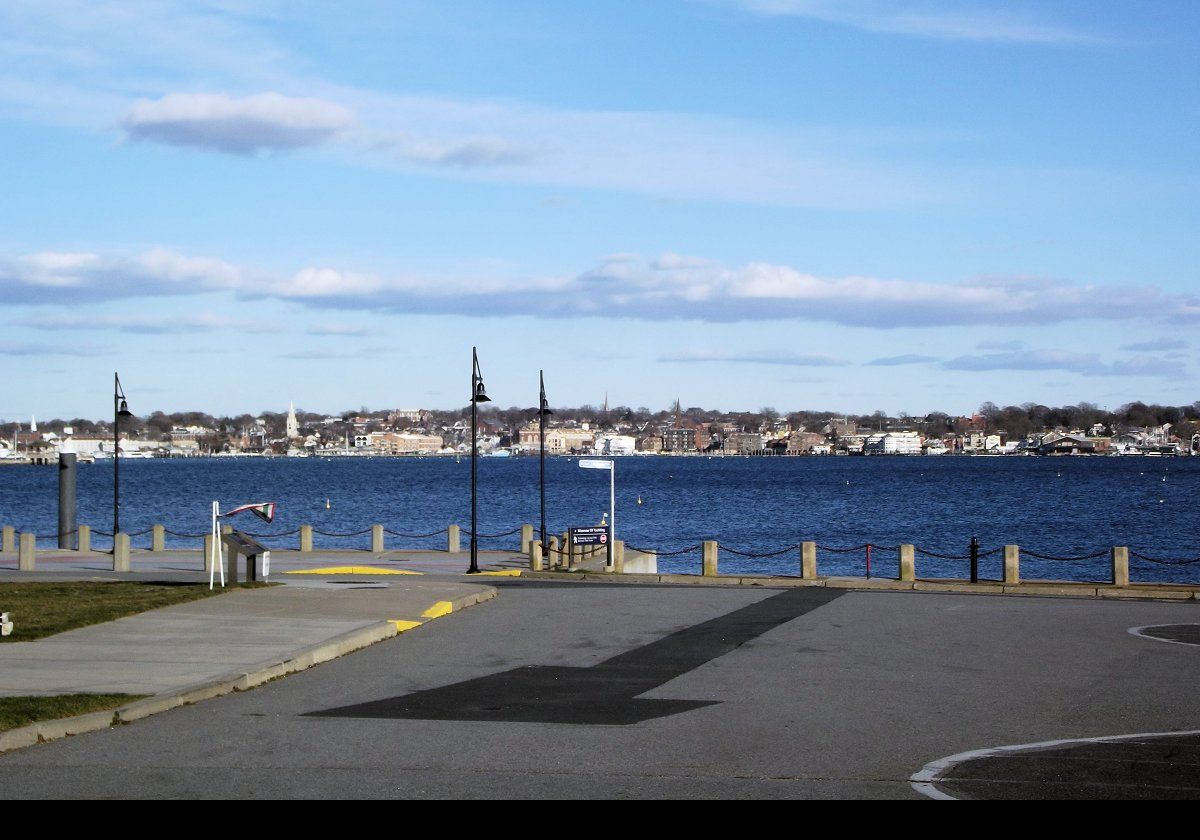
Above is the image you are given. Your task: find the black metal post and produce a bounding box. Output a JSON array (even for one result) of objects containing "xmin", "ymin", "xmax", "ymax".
[
  {"xmin": 58, "ymin": 450, "xmax": 77, "ymax": 550},
  {"xmin": 113, "ymin": 372, "xmax": 120, "ymax": 544},
  {"xmin": 468, "ymin": 347, "xmax": 490, "ymax": 574},
  {"xmin": 538, "ymin": 370, "xmax": 550, "ymax": 554},
  {"xmin": 970, "ymin": 535, "xmax": 979, "ymax": 583}
]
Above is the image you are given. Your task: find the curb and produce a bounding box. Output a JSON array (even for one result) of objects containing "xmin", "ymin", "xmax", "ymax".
[
  {"xmin": 0, "ymin": 586, "xmax": 496, "ymax": 755},
  {"xmin": 517, "ymin": 570, "xmax": 1200, "ymax": 601}
]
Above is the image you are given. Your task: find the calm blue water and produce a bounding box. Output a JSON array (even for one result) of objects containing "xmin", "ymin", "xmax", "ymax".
[{"xmin": 1, "ymin": 456, "xmax": 1197, "ymax": 583}]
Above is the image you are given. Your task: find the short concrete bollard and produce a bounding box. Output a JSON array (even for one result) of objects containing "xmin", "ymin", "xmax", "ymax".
[
  {"xmin": 2, "ymin": 526, "xmax": 14, "ymax": 554},
  {"xmin": 1112, "ymin": 546, "xmax": 1130, "ymax": 587},
  {"xmin": 547, "ymin": 535, "xmax": 560, "ymax": 569},
  {"xmin": 1003, "ymin": 545, "xmax": 1020, "ymax": 585},
  {"xmin": 18, "ymin": 532, "xmax": 35, "ymax": 571},
  {"xmin": 447, "ymin": 524, "xmax": 461, "ymax": 553},
  {"xmin": 151, "ymin": 524, "xmax": 165, "ymax": 552},
  {"xmin": 112, "ymin": 533, "xmax": 131, "ymax": 572},
  {"xmin": 520, "ymin": 524, "xmax": 533, "ymax": 554},
  {"xmin": 613, "ymin": 539, "xmax": 625, "ymax": 574},
  {"xmin": 702, "ymin": 540, "xmax": 719, "ymax": 577},
  {"xmin": 371, "ymin": 524, "xmax": 384, "ymax": 553},
  {"xmin": 221, "ymin": 524, "xmax": 233, "ymax": 536},
  {"xmin": 77, "ymin": 524, "xmax": 91, "ymax": 553},
  {"xmin": 300, "ymin": 525, "xmax": 313, "ymax": 553},
  {"xmin": 529, "ymin": 540, "xmax": 543, "ymax": 571},
  {"xmin": 801, "ymin": 541, "xmax": 818, "ymax": 579},
  {"xmin": 899, "ymin": 544, "xmax": 915, "ymax": 582},
  {"xmin": 203, "ymin": 533, "xmax": 215, "ymax": 572}
]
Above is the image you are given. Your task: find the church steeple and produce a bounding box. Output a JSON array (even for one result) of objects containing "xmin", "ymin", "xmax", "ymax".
[{"xmin": 286, "ymin": 401, "xmax": 299, "ymax": 439}]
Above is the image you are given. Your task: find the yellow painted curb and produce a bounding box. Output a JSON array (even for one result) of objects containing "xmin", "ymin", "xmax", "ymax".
[
  {"xmin": 286, "ymin": 566, "xmax": 423, "ymax": 576},
  {"xmin": 390, "ymin": 620, "xmax": 423, "ymax": 632},
  {"xmin": 421, "ymin": 600, "xmax": 454, "ymax": 619},
  {"xmin": 476, "ymin": 569, "xmax": 522, "ymax": 577}
]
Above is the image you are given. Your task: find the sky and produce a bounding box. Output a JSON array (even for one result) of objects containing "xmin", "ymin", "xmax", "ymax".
[{"xmin": 1, "ymin": 0, "xmax": 1197, "ymax": 421}]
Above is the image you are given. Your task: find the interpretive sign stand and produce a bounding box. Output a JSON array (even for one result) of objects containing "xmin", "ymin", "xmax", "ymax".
[{"xmin": 578, "ymin": 459, "xmax": 615, "ymax": 569}]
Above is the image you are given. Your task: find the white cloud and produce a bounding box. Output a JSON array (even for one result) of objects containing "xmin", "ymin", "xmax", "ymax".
[
  {"xmin": 122, "ymin": 92, "xmax": 355, "ymax": 154},
  {"xmin": 659, "ymin": 349, "xmax": 850, "ymax": 366},
  {"xmin": 377, "ymin": 134, "xmax": 539, "ymax": 169},
  {"xmin": 732, "ymin": 0, "xmax": 1104, "ymax": 44},
  {"xmin": 18, "ymin": 311, "xmax": 278, "ymax": 334},
  {"xmin": 942, "ymin": 349, "xmax": 1186, "ymax": 378}
]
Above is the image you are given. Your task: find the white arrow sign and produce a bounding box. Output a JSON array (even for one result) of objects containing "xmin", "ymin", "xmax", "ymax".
[{"xmin": 579, "ymin": 459, "xmax": 614, "ymax": 470}]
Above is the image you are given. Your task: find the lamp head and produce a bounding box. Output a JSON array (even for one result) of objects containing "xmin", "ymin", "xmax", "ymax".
[
  {"xmin": 117, "ymin": 399, "xmax": 134, "ymax": 418},
  {"xmin": 472, "ymin": 379, "xmax": 491, "ymax": 403}
]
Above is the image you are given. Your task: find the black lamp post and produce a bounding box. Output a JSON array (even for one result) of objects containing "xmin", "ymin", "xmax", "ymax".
[
  {"xmin": 536, "ymin": 371, "xmax": 553, "ymax": 553},
  {"xmin": 112, "ymin": 372, "xmax": 134, "ymax": 547},
  {"xmin": 469, "ymin": 347, "xmax": 490, "ymax": 574}
]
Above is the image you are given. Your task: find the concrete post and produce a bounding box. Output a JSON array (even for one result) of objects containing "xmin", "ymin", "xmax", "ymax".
[
  {"xmin": 1003, "ymin": 544, "xmax": 1020, "ymax": 585},
  {"xmin": 447, "ymin": 524, "xmax": 461, "ymax": 553},
  {"xmin": 547, "ymin": 535, "xmax": 560, "ymax": 569},
  {"xmin": 225, "ymin": 537, "xmax": 239, "ymax": 584},
  {"xmin": 520, "ymin": 524, "xmax": 533, "ymax": 554},
  {"xmin": 702, "ymin": 540, "xmax": 719, "ymax": 577},
  {"xmin": 529, "ymin": 540, "xmax": 543, "ymax": 571},
  {"xmin": 371, "ymin": 524, "xmax": 384, "ymax": 553},
  {"xmin": 801, "ymin": 541, "xmax": 818, "ymax": 579},
  {"xmin": 613, "ymin": 539, "xmax": 625, "ymax": 574},
  {"xmin": 1112, "ymin": 546, "xmax": 1130, "ymax": 587},
  {"xmin": 899, "ymin": 544, "xmax": 915, "ymax": 582},
  {"xmin": 300, "ymin": 525, "xmax": 313, "ymax": 553},
  {"xmin": 77, "ymin": 524, "xmax": 90, "ymax": 553},
  {"xmin": 151, "ymin": 524, "xmax": 165, "ymax": 552},
  {"xmin": 203, "ymin": 533, "xmax": 214, "ymax": 572},
  {"xmin": 3, "ymin": 525, "xmax": 16, "ymax": 553},
  {"xmin": 221, "ymin": 524, "xmax": 233, "ymax": 536},
  {"xmin": 18, "ymin": 532, "xmax": 35, "ymax": 571},
  {"xmin": 112, "ymin": 533, "xmax": 131, "ymax": 572}
]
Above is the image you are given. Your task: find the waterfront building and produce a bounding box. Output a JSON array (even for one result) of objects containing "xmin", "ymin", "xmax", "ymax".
[
  {"xmin": 787, "ymin": 431, "xmax": 826, "ymax": 455},
  {"xmin": 662, "ymin": 427, "xmax": 697, "ymax": 453},
  {"xmin": 725, "ymin": 432, "xmax": 765, "ymax": 455},
  {"xmin": 545, "ymin": 428, "xmax": 594, "ymax": 454},
  {"xmin": 863, "ymin": 431, "xmax": 923, "ymax": 455},
  {"xmin": 594, "ymin": 433, "xmax": 637, "ymax": 456},
  {"xmin": 636, "ymin": 434, "xmax": 664, "ymax": 453}
]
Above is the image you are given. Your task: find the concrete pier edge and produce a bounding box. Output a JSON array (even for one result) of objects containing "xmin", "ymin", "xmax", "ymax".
[{"xmin": 0, "ymin": 586, "xmax": 496, "ymax": 756}]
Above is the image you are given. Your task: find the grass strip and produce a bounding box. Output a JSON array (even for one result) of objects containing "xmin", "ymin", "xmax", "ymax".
[
  {"xmin": 0, "ymin": 693, "xmax": 148, "ymax": 732},
  {"xmin": 0, "ymin": 581, "xmax": 267, "ymax": 642}
]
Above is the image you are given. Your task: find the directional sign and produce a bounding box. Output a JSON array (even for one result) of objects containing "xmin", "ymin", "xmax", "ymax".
[
  {"xmin": 571, "ymin": 526, "xmax": 608, "ymax": 546},
  {"xmin": 578, "ymin": 459, "xmax": 613, "ymax": 470}
]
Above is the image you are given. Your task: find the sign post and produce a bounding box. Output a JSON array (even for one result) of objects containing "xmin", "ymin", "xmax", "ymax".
[{"xmin": 579, "ymin": 458, "xmax": 615, "ymax": 569}]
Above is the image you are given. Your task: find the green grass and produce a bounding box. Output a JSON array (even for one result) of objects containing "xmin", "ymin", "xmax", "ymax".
[
  {"xmin": 0, "ymin": 581, "xmax": 268, "ymax": 643},
  {"xmin": 0, "ymin": 693, "xmax": 148, "ymax": 732}
]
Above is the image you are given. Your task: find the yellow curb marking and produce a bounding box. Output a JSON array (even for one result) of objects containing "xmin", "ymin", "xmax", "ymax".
[
  {"xmin": 390, "ymin": 620, "xmax": 423, "ymax": 632},
  {"xmin": 476, "ymin": 569, "xmax": 522, "ymax": 577},
  {"xmin": 421, "ymin": 600, "xmax": 453, "ymax": 620},
  {"xmin": 286, "ymin": 566, "xmax": 423, "ymax": 576}
]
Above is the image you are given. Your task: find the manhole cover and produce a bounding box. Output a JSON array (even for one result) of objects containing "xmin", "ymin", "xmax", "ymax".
[{"xmin": 1129, "ymin": 624, "xmax": 1200, "ymax": 647}]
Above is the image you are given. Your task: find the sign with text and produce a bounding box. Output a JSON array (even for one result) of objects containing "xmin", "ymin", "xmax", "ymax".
[
  {"xmin": 571, "ymin": 526, "xmax": 609, "ymax": 546},
  {"xmin": 578, "ymin": 459, "xmax": 613, "ymax": 470}
]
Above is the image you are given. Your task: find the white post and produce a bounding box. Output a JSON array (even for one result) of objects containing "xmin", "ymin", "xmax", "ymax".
[{"xmin": 209, "ymin": 501, "xmax": 226, "ymax": 590}]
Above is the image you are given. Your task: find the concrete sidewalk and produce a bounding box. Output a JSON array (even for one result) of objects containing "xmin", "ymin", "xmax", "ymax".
[{"xmin": 0, "ymin": 575, "xmax": 497, "ymax": 751}]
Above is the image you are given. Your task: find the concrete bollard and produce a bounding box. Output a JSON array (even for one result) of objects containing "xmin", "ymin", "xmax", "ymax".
[
  {"xmin": 447, "ymin": 524, "xmax": 461, "ymax": 553},
  {"xmin": 151, "ymin": 524, "xmax": 165, "ymax": 552},
  {"xmin": 1003, "ymin": 545, "xmax": 1020, "ymax": 585},
  {"xmin": 221, "ymin": 524, "xmax": 233, "ymax": 536},
  {"xmin": 899, "ymin": 544, "xmax": 915, "ymax": 582},
  {"xmin": 702, "ymin": 540, "xmax": 719, "ymax": 577},
  {"xmin": 547, "ymin": 535, "xmax": 560, "ymax": 569},
  {"xmin": 801, "ymin": 541, "xmax": 818, "ymax": 579},
  {"xmin": 3, "ymin": 525, "xmax": 15, "ymax": 553},
  {"xmin": 613, "ymin": 539, "xmax": 625, "ymax": 574},
  {"xmin": 203, "ymin": 533, "xmax": 217, "ymax": 573},
  {"xmin": 520, "ymin": 524, "xmax": 533, "ymax": 554},
  {"xmin": 112, "ymin": 533, "xmax": 131, "ymax": 572},
  {"xmin": 529, "ymin": 540, "xmax": 543, "ymax": 571},
  {"xmin": 78, "ymin": 524, "xmax": 91, "ymax": 553},
  {"xmin": 300, "ymin": 525, "xmax": 313, "ymax": 553},
  {"xmin": 18, "ymin": 532, "xmax": 35, "ymax": 571},
  {"xmin": 372, "ymin": 524, "xmax": 384, "ymax": 553},
  {"xmin": 1112, "ymin": 546, "xmax": 1130, "ymax": 587}
]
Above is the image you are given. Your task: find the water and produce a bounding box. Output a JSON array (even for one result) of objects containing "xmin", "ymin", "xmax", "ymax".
[{"xmin": 1, "ymin": 455, "xmax": 1197, "ymax": 583}]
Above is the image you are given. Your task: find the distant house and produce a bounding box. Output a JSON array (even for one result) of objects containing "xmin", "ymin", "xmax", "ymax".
[{"xmin": 1038, "ymin": 432, "xmax": 1095, "ymax": 455}]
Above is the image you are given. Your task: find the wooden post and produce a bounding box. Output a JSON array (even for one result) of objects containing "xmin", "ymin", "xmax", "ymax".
[
  {"xmin": 1112, "ymin": 546, "xmax": 1129, "ymax": 588},
  {"xmin": 300, "ymin": 525, "xmax": 313, "ymax": 553},
  {"xmin": 17, "ymin": 532, "xmax": 35, "ymax": 571},
  {"xmin": 151, "ymin": 524, "xmax": 165, "ymax": 552},
  {"xmin": 371, "ymin": 524, "xmax": 384, "ymax": 553},
  {"xmin": 899, "ymin": 544, "xmax": 915, "ymax": 582},
  {"xmin": 801, "ymin": 541, "xmax": 818, "ymax": 579},
  {"xmin": 529, "ymin": 540, "xmax": 543, "ymax": 571},
  {"xmin": 520, "ymin": 524, "xmax": 533, "ymax": 554},
  {"xmin": 702, "ymin": 540, "xmax": 719, "ymax": 577},
  {"xmin": 77, "ymin": 524, "xmax": 91, "ymax": 553},
  {"xmin": 112, "ymin": 533, "xmax": 131, "ymax": 572},
  {"xmin": 1003, "ymin": 545, "xmax": 1020, "ymax": 585},
  {"xmin": 447, "ymin": 524, "xmax": 460, "ymax": 553}
]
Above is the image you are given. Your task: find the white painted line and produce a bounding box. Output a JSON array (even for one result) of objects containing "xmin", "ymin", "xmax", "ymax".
[
  {"xmin": 910, "ymin": 728, "xmax": 1200, "ymax": 800},
  {"xmin": 1128, "ymin": 624, "xmax": 1200, "ymax": 648}
]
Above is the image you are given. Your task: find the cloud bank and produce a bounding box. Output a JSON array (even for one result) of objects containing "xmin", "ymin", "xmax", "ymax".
[{"xmin": 123, "ymin": 92, "xmax": 355, "ymax": 154}]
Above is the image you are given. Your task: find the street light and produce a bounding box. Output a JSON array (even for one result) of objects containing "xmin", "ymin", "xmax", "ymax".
[
  {"xmin": 469, "ymin": 347, "xmax": 490, "ymax": 574},
  {"xmin": 536, "ymin": 371, "xmax": 553, "ymax": 554},
  {"xmin": 113, "ymin": 372, "xmax": 134, "ymax": 548}
]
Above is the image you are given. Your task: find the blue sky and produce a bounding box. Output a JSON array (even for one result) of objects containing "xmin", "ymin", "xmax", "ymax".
[{"xmin": 1, "ymin": 0, "xmax": 1197, "ymax": 420}]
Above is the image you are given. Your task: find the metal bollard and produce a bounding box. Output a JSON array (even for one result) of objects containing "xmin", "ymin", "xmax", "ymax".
[{"xmin": 969, "ymin": 536, "xmax": 979, "ymax": 583}]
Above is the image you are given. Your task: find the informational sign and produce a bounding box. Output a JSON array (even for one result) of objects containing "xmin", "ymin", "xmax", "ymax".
[
  {"xmin": 571, "ymin": 526, "xmax": 609, "ymax": 546},
  {"xmin": 579, "ymin": 459, "xmax": 613, "ymax": 470}
]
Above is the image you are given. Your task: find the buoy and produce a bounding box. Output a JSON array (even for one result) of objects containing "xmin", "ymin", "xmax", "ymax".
[
  {"xmin": 636, "ymin": 495, "xmax": 643, "ymax": 505},
  {"xmin": 325, "ymin": 498, "xmax": 331, "ymax": 510}
]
